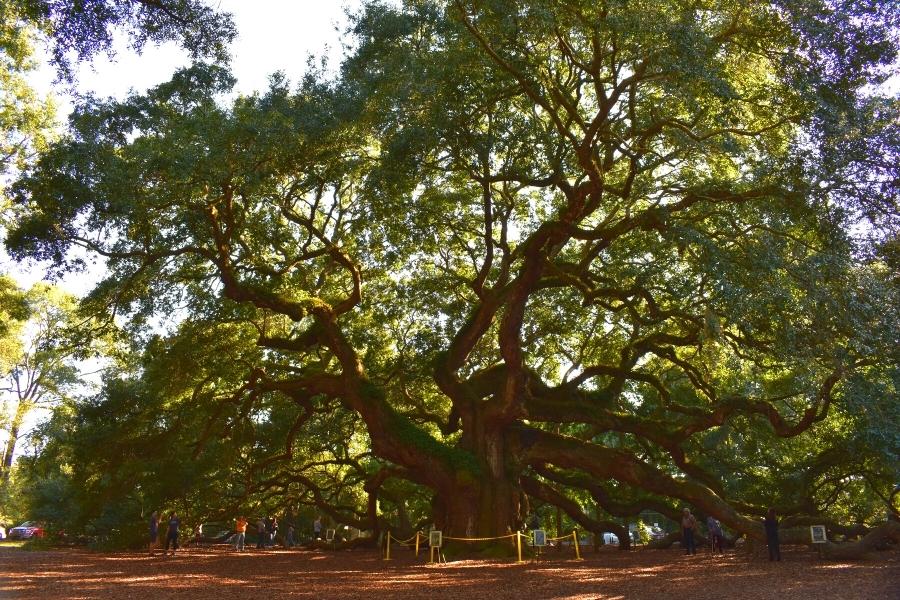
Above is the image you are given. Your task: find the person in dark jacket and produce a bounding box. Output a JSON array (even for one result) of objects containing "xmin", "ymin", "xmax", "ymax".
[
  {"xmin": 256, "ymin": 518, "xmax": 266, "ymax": 549},
  {"xmin": 764, "ymin": 507, "xmax": 781, "ymax": 561},
  {"xmin": 164, "ymin": 512, "xmax": 180, "ymax": 556},
  {"xmin": 681, "ymin": 508, "xmax": 698, "ymax": 555}
]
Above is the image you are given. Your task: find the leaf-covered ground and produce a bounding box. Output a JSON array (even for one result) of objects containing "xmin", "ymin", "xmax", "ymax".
[{"xmin": 0, "ymin": 544, "xmax": 897, "ymax": 599}]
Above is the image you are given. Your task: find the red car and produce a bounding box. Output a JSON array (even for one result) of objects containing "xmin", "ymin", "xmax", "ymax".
[{"xmin": 8, "ymin": 521, "xmax": 45, "ymax": 540}]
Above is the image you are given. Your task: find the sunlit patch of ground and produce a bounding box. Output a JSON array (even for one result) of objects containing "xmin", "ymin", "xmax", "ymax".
[{"xmin": 0, "ymin": 544, "xmax": 897, "ymax": 599}]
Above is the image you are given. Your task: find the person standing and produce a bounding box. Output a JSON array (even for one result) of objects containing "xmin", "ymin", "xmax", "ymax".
[
  {"xmin": 234, "ymin": 516, "xmax": 248, "ymax": 551},
  {"xmin": 764, "ymin": 508, "xmax": 781, "ymax": 561},
  {"xmin": 256, "ymin": 518, "xmax": 266, "ymax": 549},
  {"xmin": 706, "ymin": 515, "xmax": 724, "ymax": 553},
  {"xmin": 148, "ymin": 511, "xmax": 159, "ymax": 555},
  {"xmin": 270, "ymin": 516, "xmax": 278, "ymax": 547},
  {"xmin": 285, "ymin": 524, "xmax": 295, "ymax": 548},
  {"xmin": 164, "ymin": 512, "xmax": 180, "ymax": 556},
  {"xmin": 681, "ymin": 508, "xmax": 697, "ymax": 555},
  {"xmin": 313, "ymin": 516, "xmax": 322, "ymax": 540}
]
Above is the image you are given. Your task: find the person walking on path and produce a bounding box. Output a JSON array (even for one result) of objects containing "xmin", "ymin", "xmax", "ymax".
[
  {"xmin": 764, "ymin": 508, "xmax": 781, "ymax": 561},
  {"xmin": 148, "ymin": 511, "xmax": 159, "ymax": 555},
  {"xmin": 164, "ymin": 512, "xmax": 180, "ymax": 556},
  {"xmin": 234, "ymin": 516, "xmax": 248, "ymax": 551},
  {"xmin": 313, "ymin": 516, "xmax": 322, "ymax": 540},
  {"xmin": 681, "ymin": 508, "xmax": 698, "ymax": 555},
  {"xmin": 706, "ymin": 515, "xmax": 724, "ymax": 553}
]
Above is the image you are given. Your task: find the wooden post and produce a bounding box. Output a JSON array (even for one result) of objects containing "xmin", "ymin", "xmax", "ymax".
[
  {"xmin": 517, "ymin": 531, "xmax": 523, "ymax": 563},
  {"xmin": 385, "ymin": 530, "xmax": 392, "ymax": 560},
  {"xmin": 573, "ymin": 529, "xmax": 582, "ymax": 560},
  {"xmin": 415, "ymin": 532, "xmax": 420, "ymax": 557}
]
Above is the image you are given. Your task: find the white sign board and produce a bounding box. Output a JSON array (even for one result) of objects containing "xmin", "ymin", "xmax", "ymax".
[
  {"xmin": 325, "ymin": 528, "xmax": 335, "ymax": 542},
  {"xmin": 810, "ymin": 525, "xmax": 827, "ymax": 544},
  {"xmin": 429, "ymin": 530, "xmax": 442, "ymax": 548},
  {"xmin": 532, "ymin": 529, "xmax": 546, "ymax": 547}
]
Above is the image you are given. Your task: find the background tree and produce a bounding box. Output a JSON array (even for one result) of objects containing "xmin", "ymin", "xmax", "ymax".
[
  {"xmin": 6, "ymin": 0, "xmax": 899, "ymax": 552},
  {"xmin": 0, "ymin": 283, "xmax": 81, "ymax": 482}
]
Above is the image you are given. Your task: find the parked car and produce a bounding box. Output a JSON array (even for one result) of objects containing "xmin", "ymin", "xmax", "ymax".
[
  {"xmin": 602, "ymin": 532, "xmax": 619, "ymax": 545},
  {"xmin": 8, "ymin": 521, "xmax": 45, "ymax": 539}
]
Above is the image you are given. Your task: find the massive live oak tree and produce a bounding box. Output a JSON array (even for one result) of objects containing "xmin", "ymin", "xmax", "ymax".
[{"xmin": 7, "ymin": 0, "xmax": 899, "ymax": 548}]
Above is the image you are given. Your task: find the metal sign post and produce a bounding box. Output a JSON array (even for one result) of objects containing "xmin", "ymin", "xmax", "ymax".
[
  {"xmin": 429, "ymin": 530, "xmax": 443, "ymax": 563},
  {"xmin": 810, "ymin": 525, "xmax": 828, "ymax": 558},
  {"xmin": 531, "ymin": 529, "xmax": 546, "ymax": 560}
]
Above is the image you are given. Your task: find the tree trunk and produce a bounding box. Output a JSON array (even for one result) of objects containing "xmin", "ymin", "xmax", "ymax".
[
  {"xmin": 433, "ymin": 478, "xmax": 520, "ymax": 537},
  {"xmin": 424, "ymin": 406, "xmax": 524, "ymax": 538},
  {"xmin": 431, "ymin": 422, "xmax": 523, "ymax": 538},
  {"xmin": 0, "ymin": 401, "xmax": 27, "ymax": 482},
  {"xmin": 0, "ymin": 425, "xmax": 17, "ymax": 480}
]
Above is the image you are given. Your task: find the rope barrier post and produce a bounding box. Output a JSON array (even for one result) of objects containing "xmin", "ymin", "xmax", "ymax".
[
  {"xmin": 516, "ymin": 531, "xmax": 523, "ymax": 563},
  {"xmin": 385, "ymin": 530, "xmax": 392, "ymax": 560},
  {"xmin": 573, "ymin": 529, "xmax": 582, "ymax": 560}
]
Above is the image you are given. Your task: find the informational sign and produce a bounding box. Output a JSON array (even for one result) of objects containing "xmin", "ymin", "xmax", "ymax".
[
  {"xmin": 325, "ymin": 528, "xmax": 336, "ymax": 542},
  {"xmin": 532, "ymin": 529, "xmax": 546, "ymax": 547},
  {"xmin": 810, "ymin": 525, "xmax": 827, "ymax": 544},
  {"xmin": 429, "ymin": 530, "xmax": 442, "ymax": 548}
]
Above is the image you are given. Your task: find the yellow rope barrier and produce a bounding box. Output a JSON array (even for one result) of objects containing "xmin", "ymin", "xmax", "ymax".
[
  {"xmin": 443, "ymin": 534, "xmax": 517, "ymax": 541},
  {"xmin": 383, "ymin": 532, "xmax": 425, "ymax": 560},
  {"xmin": 381, "ymin": 529, "xmax": 583, "ymax": 563},
  {"xmin": 389, "ymin": 533, "xmax": 419, "ymax": 545}
]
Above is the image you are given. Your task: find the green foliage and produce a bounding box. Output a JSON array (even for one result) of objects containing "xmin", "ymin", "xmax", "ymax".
[
  {"xmin": 12, "ymin": 0, "xmax": 235, "ymax": 81},
  {"xmin": 0, "ymin": 275, "xmax": 28, "ymax": 370},
  {"xmin": 0, "ymin": 1, "xmax": 55, "ymax": 184}
]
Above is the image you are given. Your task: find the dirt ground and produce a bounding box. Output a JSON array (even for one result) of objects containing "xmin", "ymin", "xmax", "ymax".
[{"xmin": 0, "ymin": 543, "xmax": 897, "ymax": 600}]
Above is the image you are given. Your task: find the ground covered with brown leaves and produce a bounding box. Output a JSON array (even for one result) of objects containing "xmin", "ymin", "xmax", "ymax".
[{"xmin": 1, "ymin": 543, "xmax": 897, "ymax": 599}]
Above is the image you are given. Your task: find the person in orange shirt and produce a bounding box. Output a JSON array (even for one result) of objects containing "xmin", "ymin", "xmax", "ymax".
[{"xmin": 234, "ymin": 516, "xmax": 248, "ymax": 551}]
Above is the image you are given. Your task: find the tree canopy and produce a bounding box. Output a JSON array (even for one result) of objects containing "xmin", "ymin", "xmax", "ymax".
[{"xmin": 5, "ymin": 0, "xmax": 899, "ymax": 549}]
